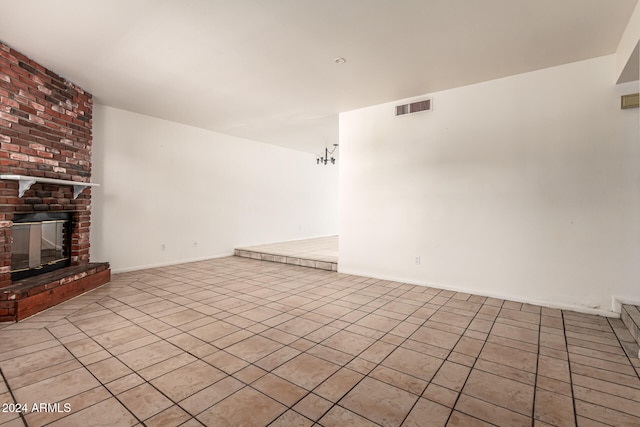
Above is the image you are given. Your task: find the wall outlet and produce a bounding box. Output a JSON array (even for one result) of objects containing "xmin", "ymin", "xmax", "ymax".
[
  {"xmin": 161, "ymin": 244, "xmax": 166, "ymax": 251},
  {"xmin": 415, "ymin": 256, "xmax": 421, "ymax": 265}
]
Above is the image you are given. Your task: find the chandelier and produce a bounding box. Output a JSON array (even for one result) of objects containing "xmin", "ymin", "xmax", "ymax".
[{"xmin": 317, "ymin": 144, "xmax": 338, "ymax": 165}]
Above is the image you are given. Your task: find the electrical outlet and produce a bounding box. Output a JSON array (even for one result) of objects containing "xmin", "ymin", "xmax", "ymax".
[
  {"xmin": 415, "ymin": 256, "xmax": 421, "ymax": 265},
  {"xmin": 161, "ymin": 244, "xmax": 166, "ymax": 251}
]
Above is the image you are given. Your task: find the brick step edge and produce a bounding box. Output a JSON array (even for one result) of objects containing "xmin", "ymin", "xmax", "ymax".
[{"xmin": 0, "ymin": 263, "xmax": 110, "ymax": 322}]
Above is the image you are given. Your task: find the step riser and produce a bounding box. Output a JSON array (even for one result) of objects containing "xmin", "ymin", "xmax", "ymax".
[
  {"xmin": 620, "ymin": 304, "xmax": 640, "ymax": 359},
  {"xmin": 234, "ymin": 249, "xmax": 337, "ymax": 271}
]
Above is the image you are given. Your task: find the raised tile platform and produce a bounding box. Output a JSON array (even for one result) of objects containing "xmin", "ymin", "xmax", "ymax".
[
  {"xmin": 620, "ymin": 304, "xmax": 640, "ymax": 358},
  {"xmin": 235, "ymin": 236, "xmax": 338, "ymax": 271}
]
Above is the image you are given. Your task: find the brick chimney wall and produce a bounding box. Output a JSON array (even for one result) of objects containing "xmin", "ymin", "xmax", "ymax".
[{"xmin": 0, "ymin": 40, "xmax": 94, "ymax": 288}]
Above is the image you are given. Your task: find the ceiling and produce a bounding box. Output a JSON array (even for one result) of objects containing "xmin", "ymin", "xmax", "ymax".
[{"xmin": 0, "ymin": 0, "xmax": 637, "ymax": 153}]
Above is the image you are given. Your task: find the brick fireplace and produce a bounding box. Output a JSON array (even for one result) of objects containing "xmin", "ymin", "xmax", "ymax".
[{"xmin": 1, "ymin": 41, "xmax": 110, "ymax": 321}]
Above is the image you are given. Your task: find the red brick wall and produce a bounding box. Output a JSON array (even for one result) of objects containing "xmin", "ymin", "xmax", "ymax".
[{"xmin": 0, "ymin": 41, "xmax": 94, "ymax": 288}]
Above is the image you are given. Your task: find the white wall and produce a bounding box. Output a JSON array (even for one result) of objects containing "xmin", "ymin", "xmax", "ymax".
[
  {"xmin": 616, "ymin": 0, "xmax": 639, "ymax": 83},
  {"xmin": 91, "ymin": 105, "xmax": 339, "ymax": 272},
  {"xmin": 339, "ymin": 54, "xmax": 640, "ymax": 315}
]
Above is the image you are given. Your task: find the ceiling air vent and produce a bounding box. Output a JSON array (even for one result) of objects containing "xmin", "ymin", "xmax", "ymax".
[{"xmin": 395, "ymin": 98, "xmax": 432, "ymax": 116}]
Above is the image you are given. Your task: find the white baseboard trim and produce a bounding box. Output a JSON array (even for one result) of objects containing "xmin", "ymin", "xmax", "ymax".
[
  {"xmin": 611, "ymin": 295, "xmax": 640, "ymax": 314},
  {"xmin": 109, "ymin": 252, "xmax": 234, "ymax": 274},
  {"xmin": 337, "ymin": 267, "xmax": 620, "ymax": 318}
]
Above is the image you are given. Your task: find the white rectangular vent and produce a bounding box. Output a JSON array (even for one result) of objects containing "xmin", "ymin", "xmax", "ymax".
[{"xmin": 395, "ymin": 98, "xmax": 432, "ymax": 116}]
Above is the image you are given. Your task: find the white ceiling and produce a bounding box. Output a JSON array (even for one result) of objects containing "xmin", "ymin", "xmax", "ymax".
[{"xmin": 0, "ymin": 0, "xmax": 637, "ymax": 153}]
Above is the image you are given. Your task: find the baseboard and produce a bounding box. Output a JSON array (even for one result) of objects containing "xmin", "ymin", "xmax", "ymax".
[
  {"xmin": 337, "ymin": 266, "xmax": 620, "ymax": 318},
  {"xmin": 110, "ymin": 252, "xmax": 234, "ymax": 274},
  {"xmin": 611, "ymin": 295, "xmax": 640, "ymax": 314}
]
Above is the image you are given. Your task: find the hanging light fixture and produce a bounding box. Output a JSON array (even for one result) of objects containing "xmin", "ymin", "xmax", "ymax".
[{"xmin": 317, "ymin": 144, "xmax": 338, "ymax": 165}]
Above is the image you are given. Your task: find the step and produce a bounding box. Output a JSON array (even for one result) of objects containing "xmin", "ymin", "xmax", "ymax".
[
  {"xmin": 234, "ymin": 249, "xmax": 337, "ymax": 271},
  {"xmin": 620, "ymin": 304, "xmax": 640, "ymax": 359},
  {"xmin": 0, "ymin": 263, "xmax": 111, "ymax": 322}
]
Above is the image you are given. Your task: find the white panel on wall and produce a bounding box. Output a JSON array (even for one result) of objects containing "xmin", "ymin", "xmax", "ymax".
[
  {"xmin": 91, "ymin": 105, "xmax": 339, "ymax": 272},
  {"xmin": 339, "ymin": 54, "xmax": 640, "ymax": 315}
]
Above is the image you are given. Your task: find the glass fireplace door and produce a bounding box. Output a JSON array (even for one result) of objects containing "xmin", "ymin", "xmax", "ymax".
[{"xmin": 11, "ymin": 213, "xmax": 71, "ymax": 281}]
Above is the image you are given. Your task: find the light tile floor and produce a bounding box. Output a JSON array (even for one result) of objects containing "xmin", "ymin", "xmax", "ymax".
[{"xmin": 1, "ymin": 256, "xmax": 639, "ymax": 426}]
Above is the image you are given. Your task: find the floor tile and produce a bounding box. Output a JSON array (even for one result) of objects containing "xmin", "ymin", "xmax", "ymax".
[
  {"xmin": 151, "ymin": 360, "xmax": 226, "ymax": 401},
  {"xmin": 137, "ymin": 352, "xmax": 198, "ymax": 381},
  {"xmin": 13, "ymin": 367, "xmax": 100, "ymax": 404},
  {"xmin": 422, "ymin": 383, "xmax": 459, "ymax": 408},
  {"xmin": 22, "ymin": 386, "xmax": 110, "ymax": 426},
  {"xmin": 318, "ymin": 405, "xmax": 381, "ymax": 426},
  {"xmin": 462, "ymin": 369, "xmax": 534, "ymax": 417},
  {"xmin": 293, "ymin": 393, "xmax": 333, "ymax": 421},
  {"xmin": 455, "ymin": 393, "xmax": 531, "ymax": 426},
  {"xmin": 144, "ymin": 405, "xmax": 192, "ymax": 427},
  {"xmin": 188, "ymin": 320, "xmax": 239, "ymax": 342},
  {"xmin": 534, "ymin": 388, "xmax": 575, "ymax": 426},
  {"xmin": 180, "ymin": 376, "xmax": 244, "ymax": 416},
  {"xmin": 3, "ymin": 255, "xmax": 640, "ymax": 426},
  {"xmin": 273, "ymin": 353, "xmax": 340, "ymax": 391},
  {"xmin": 402, "ymin": 398, "xmax": 451, "ymax": 427},
  {"xmin": 382, "ymin": 346, "xmax": 444, "ymax": 382},
  {"xmin": 86, "ymin": 357, "xmax": 133, "ymax": 383},
  {"xmin": 226, "ymin": 335, "xmax": 283, "ymax": 363},
  {"xmin": 203, "ymin": 350, "xmax": 249, "ymax": 374},
  {"xmin": 252, "ymin": 373, "xmax": 307, "ymax": 406},
  {"xmin": 118, "ymin": 340, "xmax": 183, "ymax": 371},
  {"xmin": 340, "ymin": 377, "xmax": 418, "ymax": 426},
  {"xmin": 117, "ymin": 382, "xmax": 173, "ymax": 420},
  {"xmin": 410, "ymin": 326, "xmax": 460, "ymax": 350},
  {"xmin": 196, "ymin": 387, "xmax": 285, "ymax": 426},
  {"xmin": 321, "ymin": 330, "xmax": 376, "ymax": 356},
  {"xmin": 431, "ymin": 361, "xmax": 471, "ymax": 392},
  {"xmin": 105, "ymin": 373, "xmax": 145, "ymax": 395},
  {"xmin": 46, "ymin": 397, "xmax": 137, "ymax": 427},
  {"xmin": 313, "ymin": 368, "xmax": 364, "ymax": 402},
  {"xmin": 478, "ymin": 341, "xmax": 538, "ymax": 373},
  {"xmin": 270, "ymin": 410, "xmax": 314, "ymax": 427},
  {"xmin": 369, "ymin": 365, "xmax": 427, "ymax": 395}
]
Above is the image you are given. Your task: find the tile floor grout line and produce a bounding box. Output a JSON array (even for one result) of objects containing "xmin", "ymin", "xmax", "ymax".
[
  {"xmin": 5, "ymin": 256, "xmax": 640, "ymax": 426},
  {"xmin": 135, "ymin": 264, "xmax": 640, "ymax": 424},
  {"xmin": 566, "ymin": 348, "xmax": 640, "ymax": 373},
  {"xmin": 61, "ymin": 302, "xmax": 229, "ymax": 426},
  {"xmin": 530, "ymin": 305, "xmax": 542, "ymax": 427},
  {"xmin": 51, "ymin": 294, "xmax": 218, "ymax": 425},
  {"xmin": 305, "ymin": 288, "xmax": 484, "ymax": 425},
  {"xmin": 605, "ymin": 317, "xmax": 640, "ymax": 383},
  {"xmin": 40, "ymin": 330, "xmax": 145, "ymax": 426},
  {"xmin": 193, "ymin": 275, "xmax": 389, "ymax": 426},
  {"xmin": 396, "ymin": 293, "xmax": 474, "ymax": 427},
  {"xmin": 17, "ymin": 300, "xmax": 141, "ymax": 413},
  {"xmin": 256, "ymin": 281, "xmax": 456, "ymax": 425},
  {"xmin": 564, "ymin": 330, "xmax": 640, "ymax": 423},
  {"xmin": 561, "ymin": 309, "xmax": 581, "ymax": 427},
  {"xmin": 116, "ymin": 268, "xmax": 374, "ymax": 422},
  {"xmin": 250, "ymin": 286, "xmax": 426, "ymax": 424},
  {"xmin": 563, "ymin": 331, "xmax": 640, "ymax": 388},
  {"xmin": 301, "ymin": 288, "xmax": 440, "ymax": 424},
  {"xmin": 0, "ymin": 367, "xmax": 28, "ymax": 427},
  {"xmin": 440, "ymin": 299, "xmax": 506, "ymax": 426},
  {"xmin": 59, "ymin": 302, "xmax": 189, "ymax": 421}
]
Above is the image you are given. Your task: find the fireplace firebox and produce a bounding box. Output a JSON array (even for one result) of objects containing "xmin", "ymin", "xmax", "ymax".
[{"xmin": 10, "ymin": 212, "xmax": 72, "ymax": 281}]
